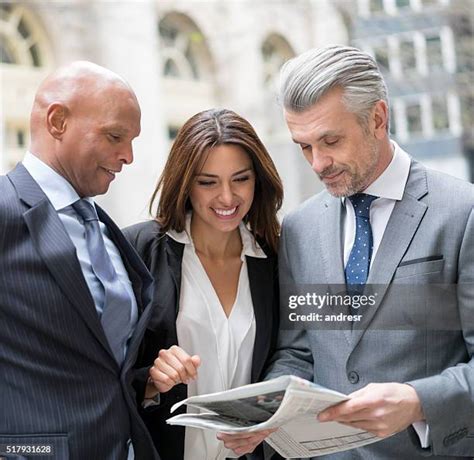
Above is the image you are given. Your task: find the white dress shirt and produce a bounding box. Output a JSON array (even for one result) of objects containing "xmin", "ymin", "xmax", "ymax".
[
  {"xmin": 168, "ymin": 213, "xmax": 266, "ymax": 460},
  {"xmin": 341, "ymin": 142, "xmax": 429, "ymax": 447},
  {"xmin": 342, "ymin": 141, "xmax": 410, "ymax": 267}
]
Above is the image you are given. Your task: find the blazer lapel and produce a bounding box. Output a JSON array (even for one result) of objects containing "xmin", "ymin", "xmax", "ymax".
[
  {"xmin": 318, "ymin": 195, "xmax": 353, "ymax": 347},
  {"xmin": 165, "ymin": 236, "xmax": 185, "ymax": 315},
  {"xmin": 247, "ymin": 255, "xmax": 274, "ymax": 382},
  {"xmin": 319, "ymin": 195, "xmax": 346, "ymax": 285},
  {"xmin": 130, "ymin": 233, "xmax": 182, "ymax": 365},
  {"xmin": 97, "ymin": 206, "xmax": 153, "ymax": 315},
  {"xmin": 96, "ymin": 207, "xmax": 156, "ymax": 369},
  {"xmin": 8, "ymin": 164, "xmax": 114, "ymax": 362},
  {"xmin": 351, "ymin": 160, "xmax": 429, "ymax": 349},
  {"xmin": 130, "ymin": 234, "xmax": 183, "ymax": 361}
]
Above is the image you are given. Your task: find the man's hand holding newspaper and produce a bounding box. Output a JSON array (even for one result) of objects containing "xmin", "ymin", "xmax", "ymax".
[
  {"xmin": 216, "ymin": 381, "xmax": 424, "ymax": 456},
  {"xmin": 166, "ymin": 375, "xmax": 396, "ymax": 458},
  {"xmin": 317, "ymin": 382, "xmax": 424, "ymax": 436}
]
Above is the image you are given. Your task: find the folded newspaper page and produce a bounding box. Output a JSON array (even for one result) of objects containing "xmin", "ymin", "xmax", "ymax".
[{"xmin": 166, "ymin": 375, "xmax": 381, "ymax": 458}]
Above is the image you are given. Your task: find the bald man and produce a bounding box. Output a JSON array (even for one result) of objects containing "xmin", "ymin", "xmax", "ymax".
[{"xmin": 0, "ymin": 62, "xmax": 160, "ymax": 460}]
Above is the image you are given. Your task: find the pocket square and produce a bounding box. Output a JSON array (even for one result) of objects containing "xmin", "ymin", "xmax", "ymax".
[{"xmin": 399, "ymin": 255, "xmax": 444, "ymax": 267}]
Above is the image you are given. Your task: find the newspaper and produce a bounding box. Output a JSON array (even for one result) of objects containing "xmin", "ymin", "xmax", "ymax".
[{"xmin": 167, "ymin": 375, "xmax": 381, "ymax": 458}]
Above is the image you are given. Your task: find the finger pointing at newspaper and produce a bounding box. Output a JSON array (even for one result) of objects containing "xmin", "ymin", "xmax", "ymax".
[
  {"xmin": 217, "ymin": 429, "xmax": 277, "ymax": 456},
  {"xmin": 317, "ymin": 382, "xmax": 424, "ymax": 438},
  {"xmin": 149, "ymin": 345, "xmax": 201, "ymax": 393}
]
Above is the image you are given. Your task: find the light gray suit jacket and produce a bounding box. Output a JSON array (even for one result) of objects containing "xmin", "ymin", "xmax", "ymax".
[{"xmin": 266, "ymin": 159, "xmax": 474, "ymax": 459}]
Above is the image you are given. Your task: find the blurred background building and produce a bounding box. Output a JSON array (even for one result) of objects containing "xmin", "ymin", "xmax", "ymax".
[{"xmin": 1, "ymin": 0, "xmax": 472, "ymax": 226}]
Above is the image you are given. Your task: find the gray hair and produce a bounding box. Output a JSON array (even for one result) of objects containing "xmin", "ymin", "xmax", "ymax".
[{"xmin": 279, "ymin": 45, "xmax": 389, "ymax": 131}]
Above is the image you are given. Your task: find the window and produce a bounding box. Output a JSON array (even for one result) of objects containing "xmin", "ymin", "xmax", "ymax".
[
  {"xmin": 163, "ymin": 58, "xmax": 180, "ymax": 78},
  {"xmin": 396, "ymin": 0, "xmax": 411, "ymax": 8},
  {"xmin": 460, "ymin": 94, "xmax": 473, "ymax": 138},
  {"xmin": 158, "ymin": 14, "xmax": 212, "ymax": 81},
  {"xmin": 452, "ymin": 14, "xmax": 472, "ymax": 73},
  {"xmin": 431, "ymin": 96, "xmax": 449, "ymax": 131},
  {"xmin": 426, "ymin": 35, "xmax": 443, "ymax": 71},
  {"xmin": 16, "ymin": 128, "xmax": 26, "ymax": 148},
  {"xmin": 400, "ymin": 39, "xmax": 417, "ymax": 74},
  {"xmin": 6, "ymin": 125, "xmax": 28, "ymax": 149},
  {"xmin": 0, "ymin": 5, "xmax": 52, "ymax": 173},
  {"xmin": 0, "ymin": 40, "xmax": 14, "ymax": 63},
  {"xmin": 261, "ymin": 34, "xmax": 295, "ymax": 134},
  {"xmin": 261, "ymin": 34, "xmax": 295, "ymax": 88},
  {"xmin": 370, "ymin": 0, "xmax": 385, "ymax": 14},
  {"xmin": 4, "ymin": 124, "xmax": 29, "ymax": 169},
  {"xmin": 374, "ymin": 45, "xmax": 390, "ymax": 71},
  {"xmin": 406, "ymin": 103, "xmax": 423, "ymax": 135},
  {"xmin": 390, "ymin": 107, "xmax": 397, "ymax": 136},
  {"xmin": 422, "ymin": 0, "xmax": 438, "ymax": 6},
  {"xmin": 0, "ymin": 3, "xmax": 11, "ymax": 20},
  {"xmin": 167, "ymin": 126, "xmax": 180, "ymax": 141},
  {"xmin": 0, "ymin": 4, "xmax": 50, "ymax": 67},
  {"xmin": 157, "ymin": 12, "xmax": 217, "ymax": 147}
]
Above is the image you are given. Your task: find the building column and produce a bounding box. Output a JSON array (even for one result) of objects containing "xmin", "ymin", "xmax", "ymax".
[{"xmin": 91, "ymin": 0, "xmax": 168, "ymax": 226}]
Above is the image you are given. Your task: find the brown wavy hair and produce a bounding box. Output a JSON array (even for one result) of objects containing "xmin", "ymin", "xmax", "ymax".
[{"xmin": 149, "ymin": 108, "xmax": 283, "ymax": 253}]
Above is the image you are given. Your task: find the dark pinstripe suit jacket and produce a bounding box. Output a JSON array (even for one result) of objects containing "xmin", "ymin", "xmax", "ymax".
[{"xmin": 0, "ymin": 164, "xmax": 160, "ymax": 460}]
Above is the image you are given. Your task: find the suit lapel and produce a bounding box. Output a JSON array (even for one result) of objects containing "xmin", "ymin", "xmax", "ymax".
[
  {"xmin": 351, "ymin": 160, "xmax": 429, "ymax": 349},
  {"xmin": 247, "ymin": 255, "xmax": 274, "ymax": 382},
  {"xmin": 319, "ymin": 195, "xmax": 346, "ymax": 285},
  {"xmin": 97, "ymin": 206, "xmax": 152, "ymax": 315},
  {"xmin": 128, "ymin": 234, "xmax": 183, "ymax": 365},
  {"xmin": 96, "ymin": 206, "xmax": 157, "ymax": 370},
  {"xmin": 8, "ymin": 164, "xmax": 115, "ymax": 363},
  {"xmin": 165, "ymin": 236, "xmax": 185, "ymax": 315},
  {"xmin": 317, "ymin": 195, "xmax": 353, "ymax": 347}
]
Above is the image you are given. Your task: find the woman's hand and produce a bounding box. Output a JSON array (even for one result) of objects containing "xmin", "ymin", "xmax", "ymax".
[{"xmin": 149, "ymin": 345, "xmax": 201, "ymax": 393}]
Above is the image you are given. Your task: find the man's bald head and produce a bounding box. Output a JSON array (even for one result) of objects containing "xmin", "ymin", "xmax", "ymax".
[
  {"xmin": 29, "ymin": 61, "xmax": 142, "ymax": 197},
  {"xmin": 31, "ymin": 61, "xmax": 137, "ymax": 135}
]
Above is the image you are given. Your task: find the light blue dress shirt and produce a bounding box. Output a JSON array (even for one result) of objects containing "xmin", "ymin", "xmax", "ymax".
[{"xmin": 22, "ymin": 152, "xmax": 139, "ymax": 355}]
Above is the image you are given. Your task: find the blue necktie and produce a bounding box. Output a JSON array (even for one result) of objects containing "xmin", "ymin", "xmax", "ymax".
[
  {"xmin": 345, "ymin": 193, "xmax": 378, "ymax": 295},
  {"xmin": 73, "ymin": 199, "xmax": 132, "ymax": 365}
]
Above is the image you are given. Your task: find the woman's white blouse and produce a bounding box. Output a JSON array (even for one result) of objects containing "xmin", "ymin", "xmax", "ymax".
[{"xmin": 167, "ymin": 214, "xmax": 266, "ymax": 460}]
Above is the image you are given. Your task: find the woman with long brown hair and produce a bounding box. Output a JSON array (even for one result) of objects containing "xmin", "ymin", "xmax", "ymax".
[{"xmin": 124, "ymin": 108, "xmax": 283, "ymax": 460}]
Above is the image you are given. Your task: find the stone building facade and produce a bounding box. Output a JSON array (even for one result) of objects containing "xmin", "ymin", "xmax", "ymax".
[{"xmin": 1, "ymin": 0, "xmax": 470, "ymax": 225}]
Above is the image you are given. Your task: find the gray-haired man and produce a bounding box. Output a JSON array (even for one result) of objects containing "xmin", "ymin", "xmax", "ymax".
[{"xmin": 219, "ymin": 45, "xmax": 474, "ymax": 459}]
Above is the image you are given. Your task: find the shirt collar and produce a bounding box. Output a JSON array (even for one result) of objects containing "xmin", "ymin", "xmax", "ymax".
[
  {"xmin": 22, "ymin": 152, "xmax": 93, "ymax": 211},
  {"xmin": 342, "ymin": 141, "xmax": 411, "ymax": 204},
  {"xmin": 167, "ymin": 212, "xmax": 267, "ymax": 259}
]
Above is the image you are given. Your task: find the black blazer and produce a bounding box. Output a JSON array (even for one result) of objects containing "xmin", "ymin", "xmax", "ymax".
[
  {"xmin": 124, "ymin": 220, "xmax": 279, "ymax": 460},
  {"xmin": 0, "ymin": 164, "xmax": 159, "ymax": 460}
]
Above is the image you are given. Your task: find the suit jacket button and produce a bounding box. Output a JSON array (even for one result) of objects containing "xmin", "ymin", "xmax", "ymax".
[{"xmin": 348, "ymin": 371, "xmax": 359, "ymax": 384}]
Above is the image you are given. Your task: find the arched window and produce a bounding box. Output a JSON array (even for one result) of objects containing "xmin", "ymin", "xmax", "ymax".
[
  {"xmin": 0, "ymin": 4, "xmax": 52, "ymax": 67},
  {"xmin": 157, "ymin": 12, "xmax": 217, "ymax": 141},
  {"xmin": 261, "ymin": 33, "xmax": 295, "ymax": 90},
  {"xmin": 0, "ymin": 4, "xmax": 53, "ymax": 173},
  {"xmin": 159, "ymin": 13, "xmax": 213, "ymax": 82},
  {"xmin": 261, "ymin": 34, "xmax": 295, "ymax": 135}
]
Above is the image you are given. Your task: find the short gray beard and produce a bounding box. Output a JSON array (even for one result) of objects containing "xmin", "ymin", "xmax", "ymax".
[{"xmin": 326, "ymin": 141, "xmax": 379, "ymax": 198}]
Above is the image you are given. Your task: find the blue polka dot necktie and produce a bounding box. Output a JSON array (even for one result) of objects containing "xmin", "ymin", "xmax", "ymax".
[{"xmin": 345, "ymin": 193, "xmax": 378, "ymax": 294}]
